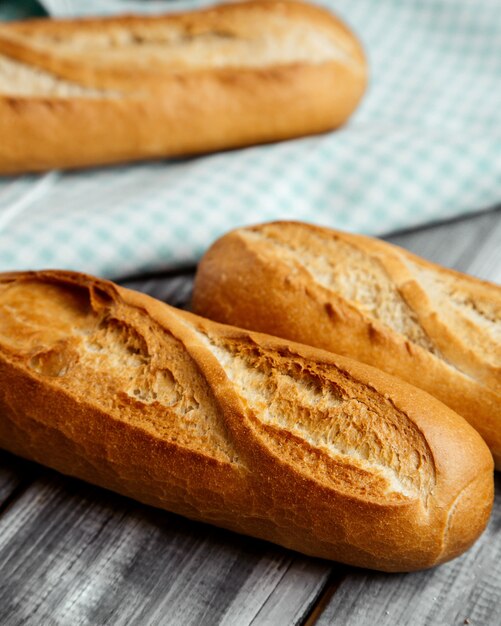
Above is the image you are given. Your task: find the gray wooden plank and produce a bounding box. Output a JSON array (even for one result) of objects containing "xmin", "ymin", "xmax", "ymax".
[
  {"xmin": 121, "ymin": 272, "xmax": 195, "ymax": 309},
  {"xmin": 0, "ymin": 450, "xmax": 33, "ymax": 507},
  {"xmin": 315, "ymin": 475, "xmax": 501, "ymax": 626},
  {"xmin": 386, "ymin": 207, "xmax": 501, "ymax": 282},
  {"xmin": 240, "ymin": 560, "xmax": 339, "ymax": 626},
  {"xmin": 0, "ymin": 472, "xmax": 330, "ymax": 626},
  {"xmin": 0, "ymin": 467, "xmax": 21, "ymax": 505}
]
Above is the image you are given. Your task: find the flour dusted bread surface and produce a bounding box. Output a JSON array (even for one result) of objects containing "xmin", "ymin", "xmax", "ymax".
[
  {"xmin": 192, "ymin": 221, "xmax": 501, "ymax": 467},
  {"xmin": 0, "ymin": 270, "xmax": 493, "ymax": 571},
  {"xmin": 0, "ymin": 0, "xmax": 367, "ymax": 173}
]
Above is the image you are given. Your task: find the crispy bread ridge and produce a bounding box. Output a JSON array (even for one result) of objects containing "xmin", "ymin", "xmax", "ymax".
[
  {"xmin": 0, "ymin": 1, "xmax": 367, "ymax": 172},
  {"xmin": 0, "ymin": 269, "xmax": 493, "ymax": 571},
  {"xmin": 192, "ymin": 221, "xmax": 501, "ymax": 467}
]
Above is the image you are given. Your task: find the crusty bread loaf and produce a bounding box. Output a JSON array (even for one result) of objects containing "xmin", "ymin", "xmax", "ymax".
[
  {"xmin": 0, "ymin": 270, "xmax": 493, "ymax": 572},
  {"xmin": 0, "ymin": 0, "xmax": 367, "ymax": 173},
  {"xmin": 192, "ymin": 221, "xmax": 501, "ymax": 468}
]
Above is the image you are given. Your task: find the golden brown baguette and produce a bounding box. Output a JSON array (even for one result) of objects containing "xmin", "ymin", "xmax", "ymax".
[
  {"xmin": 0, "ymin": 0, "xmax": 367, "ymax": 173},
  {"xmin": 192, "ymin": 221, "xmax": 501, "ymax": 468},
  {"xmin": 0, "ymin": 270, "xmax": 494, "ymax": 572}
]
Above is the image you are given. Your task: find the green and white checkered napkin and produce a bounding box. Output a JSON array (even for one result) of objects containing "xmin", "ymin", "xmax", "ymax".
[{"xmin": 1, "ymin": 0, "xmax": 500, "ymax": 278}]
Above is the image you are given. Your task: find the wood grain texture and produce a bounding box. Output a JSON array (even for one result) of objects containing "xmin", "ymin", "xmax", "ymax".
[
  {"xmin": 121, "ymin": 270, "xmax": 195, "ymax": 309},
  {"xmin": 0, "ymin": 471, "xmax": 330, "ymax": 626},
  {"xmin": 0, "ymin": 450, "xmax": 33, "ymax": 507},
  {"xmin": 386, "ymin": 206, "xmax": 501, "ymax": 283}
]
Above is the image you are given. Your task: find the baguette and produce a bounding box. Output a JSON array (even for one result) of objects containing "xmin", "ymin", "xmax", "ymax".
[
  {"xmin": 192, "ymin": 221, "xmax": 501, "ymax": 468},
  {"xmin": 0, "ymin": 270, "xmax": 493, "ymax": 572},
  {"xmin": 0, "ymin": 0, "xmax": 367, "ymax": 174}
]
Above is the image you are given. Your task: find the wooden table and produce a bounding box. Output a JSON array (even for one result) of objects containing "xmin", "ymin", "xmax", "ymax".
[{"xmin": 1, "ymin": 208, "xmax": 500, "ymax": 626}]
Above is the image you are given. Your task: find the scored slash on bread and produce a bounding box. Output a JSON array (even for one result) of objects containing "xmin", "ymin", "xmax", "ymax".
[
  {"xmin": 0, "ymin": 0, "xmax": 367, "ymax": 173},
  {"xmin": 192, "ymin": 221, "xmax": 501, "ymax": 468},
  {"xmin": 0, "ymin": 270, "xmax": 493, "ymax": 571}
]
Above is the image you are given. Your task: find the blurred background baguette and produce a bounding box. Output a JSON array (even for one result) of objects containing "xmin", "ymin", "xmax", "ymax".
[{"xmin": 0, "ymin": 0, "xmax": 367, "ymax": 173}]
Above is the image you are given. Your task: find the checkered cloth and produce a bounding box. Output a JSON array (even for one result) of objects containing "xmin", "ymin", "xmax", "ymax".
[{"xmin": 1, "ymin": 0, "xmax": 500, "ymax": 278}]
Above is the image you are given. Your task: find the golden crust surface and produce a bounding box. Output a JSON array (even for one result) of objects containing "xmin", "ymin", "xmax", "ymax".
[
  {"xmin": 192, "ymin": 221, "xmax": 501, "ymax": 467},
  {"xmin": 0, "ymin": 270, "xmax": 494, "ymax": 571}
]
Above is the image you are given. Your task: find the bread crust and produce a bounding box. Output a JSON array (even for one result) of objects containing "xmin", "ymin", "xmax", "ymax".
[
  {"xmin": 0, "ymin": 1, "xmax": 367, "ymax": 173},
  {"xmin": 0, "ymin": 270, "xmax": 493, "ymax": 571},
  {"xmin": 192, "ymin": 221, "xmax": 501, "ymax": 468}
]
